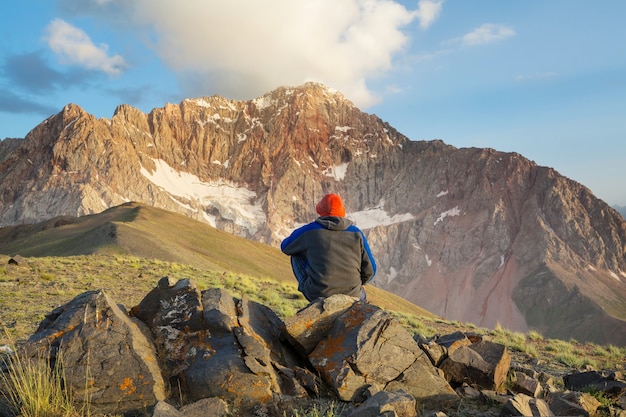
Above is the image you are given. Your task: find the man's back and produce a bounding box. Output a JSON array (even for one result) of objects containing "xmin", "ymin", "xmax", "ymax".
[{"xmin": 280, "ymin": 194, "xmax": 377, "ymax": 301}]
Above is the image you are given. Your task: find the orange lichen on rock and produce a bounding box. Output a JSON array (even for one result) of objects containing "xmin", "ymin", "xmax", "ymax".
[
  {"xmin": 119, "ymin": 377, "xmax": 137, "ymax": 395},
  {"xmin": 313, "ymin": 332, "xmax": 346, "ymax": 371},
  {"xmin": 49, "ymin": 324, "xmax": 76, "ymax": 339}
]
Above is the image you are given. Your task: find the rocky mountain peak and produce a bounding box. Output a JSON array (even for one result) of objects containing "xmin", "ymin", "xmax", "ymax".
[{"xmin": 1, "ymin": 82, "xmax": 625, "ymax": 345}]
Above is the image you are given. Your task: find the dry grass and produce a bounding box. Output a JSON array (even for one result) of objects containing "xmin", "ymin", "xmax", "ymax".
[
  {"xmin": 0, "ymin": 254, "xmax": 305, "ymax": 343},
  {"xmin": 0, "ymin": 253, "xmax": 430, "ymax": 344},
  {"xmin": 0, "ymin": 338, "xmax": 82, "ymax": 417}
]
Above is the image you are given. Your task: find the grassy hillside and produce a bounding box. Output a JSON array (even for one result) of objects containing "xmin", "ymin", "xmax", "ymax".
[
  {"xmin": 0, "ymin": 202, "xmax": 294, "ymax": 280},
  {"xmin": 0, "ymin": 202, "xmax": 434, "ymax": 340}
]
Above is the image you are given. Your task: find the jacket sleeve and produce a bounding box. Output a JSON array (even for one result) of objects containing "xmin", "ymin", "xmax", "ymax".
[
  {"xmin": 280, "ymin": 222, "xmax": 321, "ymax": 255},
  {"xmin": 358, "ymin": 229, "xmax": 377, "ymax": 284}
]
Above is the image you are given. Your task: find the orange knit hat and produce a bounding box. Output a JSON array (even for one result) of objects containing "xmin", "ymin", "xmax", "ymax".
[{"xmin": 316, "ymin": 193, "xmax": 346, "ymax": 217}]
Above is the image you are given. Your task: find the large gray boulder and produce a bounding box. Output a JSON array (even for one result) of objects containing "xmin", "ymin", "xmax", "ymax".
[
  {"xmin": 131, "ymin": 278, "xmax": 309, "ymax": 408},
  {"xmin": 297, "ymin": 298, "xmax": 458, "ymax": 408},
  {"xmin": 439, "ymin": 340, "xmax": 511, "ymax": 393},
  {"xmin": 563, "ymin": 370, "xmax": 626, "ymax": 395},
  {"xmin": 282, "ymin": 294, "xmax": 358, "ymax": 355},
  {"xmin": 27, "ymin": 290, "xmax": 166, "ymax": 416},
  {"xmin": 548, "ymin": 392, "xmax": 602, "ymax": 417},
  {"xmin": 130, "ymin": 277, "xmax": 205, "ymax": 378}
]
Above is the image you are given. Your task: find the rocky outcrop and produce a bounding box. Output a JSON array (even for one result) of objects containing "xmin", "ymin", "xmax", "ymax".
[
  {"xmin": 25, "ymin": 290, "xmax": 166, "ymax": 415},
  {"xmin": 129, "ymin": 277, "xmax": 306, "ymax": 407},
  {"xmin": 3, "ymin": 279, "xmax": 626, "ymax": 417},
  {"xmin": 563, "ymin": 370, "xmax": 626, "ymax": 395},
  {"xmin": 438, "ymin": 340, "xmax": 511, "ymax": 393},
  {"xmin": 1, "ymin": 82, "xmax": 625, "ymax": 346},
  {"xmin": 284, "ymin": 297, "xmax": 459, "ymax": 408}
]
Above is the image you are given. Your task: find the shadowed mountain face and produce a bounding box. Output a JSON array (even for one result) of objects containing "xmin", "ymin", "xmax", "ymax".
[{"xmin": 1, "ymin": 82, "xmax": 625, "ymax": 345}]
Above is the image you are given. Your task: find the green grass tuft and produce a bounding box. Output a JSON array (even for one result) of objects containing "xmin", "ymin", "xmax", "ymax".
[{"xmin": 0, "ymin": 340, "xmax": 83, "ymax": 417}]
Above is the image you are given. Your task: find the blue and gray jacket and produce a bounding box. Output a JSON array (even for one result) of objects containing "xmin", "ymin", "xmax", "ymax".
[{"xmin": 280, "ymin": 216, "xmax": 377, "ymax": 301}]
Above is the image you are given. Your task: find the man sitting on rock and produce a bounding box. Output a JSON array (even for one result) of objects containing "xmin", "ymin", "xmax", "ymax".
[{"xmin": 280, "ymin": 193, "xmax": 377, "ymax": 302}]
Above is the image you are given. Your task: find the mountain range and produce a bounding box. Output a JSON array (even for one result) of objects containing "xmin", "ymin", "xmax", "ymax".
[{"xmin": 1, "ymin": 82, "xmax": 625, "ymax": 345}]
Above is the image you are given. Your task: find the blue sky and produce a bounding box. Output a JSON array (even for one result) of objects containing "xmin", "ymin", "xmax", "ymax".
[{"xmin": 1, "ymin": 1, "xmax": 625, "ymax": 206}]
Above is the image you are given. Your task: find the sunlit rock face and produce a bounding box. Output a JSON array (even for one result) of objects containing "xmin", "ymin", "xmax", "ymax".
[{"xmin": 1, "ymin": 82, "xmax": 626, "ymax": 345}]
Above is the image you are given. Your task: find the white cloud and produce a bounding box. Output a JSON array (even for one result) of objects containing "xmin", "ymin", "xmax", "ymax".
[
  {"xmin": 54, "ymin": 0, "xmax": 448, "ymax": 106},
  {"xmin": 414, "ymin": 0, "xmax": 444, "ymax": 30},
  {"xmin": 461, "ymin": 23, "xmax": 515, "ymax": 46},
  {"xmin": 44, "ymin": 19, "xmax": 126, "ymax": 75},
  {"xmin": 84, "ymin": 0, "xmax": 424, "ymax": 108}
]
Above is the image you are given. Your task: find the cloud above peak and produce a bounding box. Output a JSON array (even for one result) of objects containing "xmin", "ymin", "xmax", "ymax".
[
  {"xmin": 56, "ymin": 0, "xmax": 439, "ymax": 108},
  {"xmin": 44, "ymin": 19, "xmax": 126, "ymax": 76},
  {"xmin": 135, "ymin": 0, "xmax": 425, "ymax": 107}
]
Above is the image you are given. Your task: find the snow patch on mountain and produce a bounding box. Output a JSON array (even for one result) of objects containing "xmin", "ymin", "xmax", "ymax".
[
  {"xmin": 389, "ymin": 267, "xmax": 398, "ymax": 281},
  {"xmin": 349, "ymin": 207, "xmax": 415, "ymax": 230},
  {"xmin": 188, "ymin": 98, "xmax": 212, "ymax": 108},
  {"xmin": 434, "ymin": 206, "xmax": 461, "ymax": 225},
  {"xmin": 253, "ymin": 96, "xmax": 275, "ymax": 110},
  {"xmin": 253, "ymin": 89, "xmax": 294, "ymax": 111},
  {"xmin": 323, "ymin": 163, "xmax": 349, "ymax": 180},
  {"xmin": 278, "ymin": 202, "xmax": 415, "ymax": 238},
  {"xmin": 140, "ymin": 158, "xmax": 265, "ymax": 234}
]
